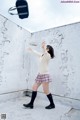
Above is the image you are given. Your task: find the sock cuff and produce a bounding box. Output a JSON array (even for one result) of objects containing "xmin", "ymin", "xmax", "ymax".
[{"xmin": 47, "ymin": 93, "xmax": 51, "ymax": 96}]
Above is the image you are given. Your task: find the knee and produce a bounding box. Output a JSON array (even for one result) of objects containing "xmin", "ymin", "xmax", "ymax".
[{"xmin": 32, "ymin": 85, "xmax": 38, "ymax": 91}]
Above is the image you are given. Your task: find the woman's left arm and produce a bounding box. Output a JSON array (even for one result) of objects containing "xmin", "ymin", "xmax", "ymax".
[{"xmin": 42, "ymin": 41, "xmax": 46, "ymax": 52}]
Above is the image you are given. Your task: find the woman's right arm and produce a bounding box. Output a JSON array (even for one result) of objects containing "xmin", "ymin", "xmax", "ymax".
[{"xmin": 27, "ymin": 47, "xmax": 42, "ymax": 57}]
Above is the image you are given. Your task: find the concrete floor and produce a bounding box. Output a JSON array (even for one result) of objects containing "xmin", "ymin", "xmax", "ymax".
[{"xmin": 0, "ymin": 96, "xmax": 80, "ymax": 120}]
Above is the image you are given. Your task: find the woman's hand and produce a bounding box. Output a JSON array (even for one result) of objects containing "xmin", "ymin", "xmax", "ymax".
[
  {"xmin": 42, "ymin": 41, "xmax": 46, "ymax": 52},
  {"xmin": 42, "ymin": 41, "xmax": 46, "ymax": 50}
]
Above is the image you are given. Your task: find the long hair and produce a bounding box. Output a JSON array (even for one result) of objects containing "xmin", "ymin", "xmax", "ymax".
[{"xmin": 47, "ymin": 45, "xmax": 55, "ymax": 59}]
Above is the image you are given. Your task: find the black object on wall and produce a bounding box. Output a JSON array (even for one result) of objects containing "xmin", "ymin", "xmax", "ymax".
[{"xmin": 8, "ymin": 0, "xmax": 29, "ymax": 19}]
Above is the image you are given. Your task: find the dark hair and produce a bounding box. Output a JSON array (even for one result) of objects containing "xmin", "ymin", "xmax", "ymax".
[{"xmin": 47, "ymin": 45, "xmax": 54, "ymax": 59}]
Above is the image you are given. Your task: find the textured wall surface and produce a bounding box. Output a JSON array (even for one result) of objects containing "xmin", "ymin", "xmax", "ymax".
[
  {"xmin": 0, "ymin": 15, "xmax": 31, "ymax": 94},
  {"xmin": 27, "ymin": 23, "xmax": 80, "ymax": 103},
  {"xmin": 0, "ymin": 14, "xmax": 80, "ymax": 108}
]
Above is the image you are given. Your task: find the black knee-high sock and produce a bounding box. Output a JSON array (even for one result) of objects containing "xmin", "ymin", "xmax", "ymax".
[
  {"xmin": 46, "ymin": 93, "xmax": 55, "ymax": 105},
  {"xmin": 30, "ymin": 91, "xmax": 37, "ymax": 105}
]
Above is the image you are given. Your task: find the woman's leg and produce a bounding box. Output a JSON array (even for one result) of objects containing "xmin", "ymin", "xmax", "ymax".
[
  {"xmin": 42, "ymin": 82, "xmax": 50, "ymax": 95},
  {"xmin": 32, "ymin": 82, "xmax": 41, "ymax": 91},
  {"xmin": 42, "ymin": 82, "xmax": 55, "ymax": 109},
  {"xmin": 23, "ymin": 82, "xmax": 41, "ymax": 108}
]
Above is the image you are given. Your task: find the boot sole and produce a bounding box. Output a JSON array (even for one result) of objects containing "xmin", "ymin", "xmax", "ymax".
[
  {"xmin": 45, "ymin": 105, "xmax": 55, "ymax": 109},
  {"xmin": 23, "ymin": 104, "xmax": 33, "ymax": 109}
]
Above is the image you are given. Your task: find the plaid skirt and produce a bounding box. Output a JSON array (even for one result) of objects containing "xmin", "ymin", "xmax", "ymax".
[{"xmin": 35, "ymin": 73, "xmax": 52, "ymax": 83}]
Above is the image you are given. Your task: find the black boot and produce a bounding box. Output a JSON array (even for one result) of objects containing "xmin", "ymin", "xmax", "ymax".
[
  {"xmin": 45, "ymin": 93, "xmax": 55, "ymax": 109},
  {"xmin": 23, "ymin": 91, "xmax": 37, "ymax": 109}
]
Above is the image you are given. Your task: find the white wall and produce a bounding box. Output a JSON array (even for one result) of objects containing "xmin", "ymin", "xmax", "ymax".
[
  {"xmin": 27, "ymin": 23, "xmax": 80, "ymax": 103},
  {"xmin": 0, "ymin": 14, "xmax": 80, "ymax": 108},
  {"xmin": 0, "ymin": 15, "xmax": 31, "ymax": 94}
]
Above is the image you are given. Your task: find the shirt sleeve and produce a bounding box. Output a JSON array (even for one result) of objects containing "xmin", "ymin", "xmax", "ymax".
[
  {"xmin": 44, "ymin": 52, "xmax": 51, "ymax": 60},
  {"xmin": 31, "ymin": 49, "xmax": 42, "ymax": 57}
]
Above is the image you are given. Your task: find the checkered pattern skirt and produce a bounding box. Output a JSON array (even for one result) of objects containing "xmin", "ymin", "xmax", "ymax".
[{"xmin": 35, "ymin": 73, "xmax": 52, "ymax": 83}]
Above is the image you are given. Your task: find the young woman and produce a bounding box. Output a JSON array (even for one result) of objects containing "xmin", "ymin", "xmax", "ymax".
[{"xmin": 23, "ymin": 41, "xmax": 55, "ymax": 109}]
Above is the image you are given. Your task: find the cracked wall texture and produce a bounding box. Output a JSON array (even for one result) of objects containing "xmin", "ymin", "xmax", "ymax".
[
  {"xmin": 0, "ymin": 15, "xmax": 31, "ymax": 94},
  {"xmin": 0, "ymin": 14, "xmax": 80, "ymax": 108},
  {"xmin": 27, "ymin": 23, "xmax": 80, "ymax": 105}
]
